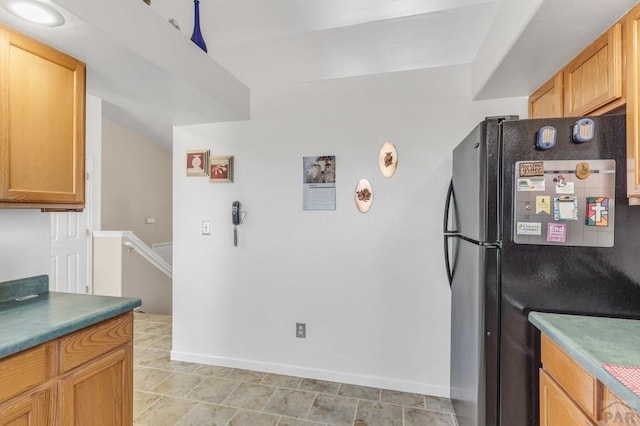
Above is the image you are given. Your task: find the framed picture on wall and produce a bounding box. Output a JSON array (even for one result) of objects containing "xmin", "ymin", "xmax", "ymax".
[
  {"xmin": 186, "ymin": 150, "xmax": 209, "ymax": 176},
  {"xmin": 210, "ymin": 155, "xmax": 234, "ymax": 182}
]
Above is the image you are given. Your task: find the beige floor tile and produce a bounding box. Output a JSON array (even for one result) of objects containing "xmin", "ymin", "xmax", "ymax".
[
  {"xmin": 263, "ymin": 388, "xmax": 316, "ymax": 418},
  {"xmin": 224, "ymin": 383, "xmax": 276, "ymax": 410},
  {"xmin": 134, "ymin": 332, "xmax": 163, "ymax": 348},
  {"xmin": 307, "ymin": 394, "xmax": 358, "ymax": 426},
  {"xmin": 134, "ymin": 321, "xmax": 157, "ymax": 333},
  {"xmin": 187, "ymin": 377, "xmax": 240, "ymax": 404},
  {"xmin": 142, "ymin": 322, "xmax": 172, "ymax": 335},
  {"xmin": 226, "ymin": 368, "xmax": 267, "ymax": 383},
  {"xmin": 133, "ymin": 391, "xmax": 161, "ymax": 418},
  {"xmin": 380, "ymin": 389, "xmax": 425, "ymax": 408},
  {"xmin": 133, "ymin": 367, "xmax": 174, "ymax": 392},
  {"xmin": 149, "ymin": 335, "xmax": 172, "ymax": 351},
  {"xmin": 404, "ymin": 407, "xmax": 456, "ymax": 426},
  {"xmin": 194, "ymin": 364, "xmax": 235, "ymax": 378},
  {"xmin": 425, "ymin": 395, "xmax": 455, "ymax": 413},
  {"xmin": 261, "ymin": 373, "xmax": 303, "ymax": 389},
  {"xmin": 228, "ymin": 409, "xmax": 280, "ymax": 426},
  {"xmin": 136, "ymin": 349, "xmax": 171, "ymax": 369},
  {"xmin": 354, "ymin": 400, "xmax": 402, "ymax": 426},
  {"xmin": 299, "ymin": 378, "xmax": 340, "ymax": 395},
  {"xmin": 151, "ymin": 372, "xmax": 204, "ymax": 398},
  {"xmin": 277, "ymin": 417, "xmax": 327, "ymax": 426},
  {"xmin": 338, "ymin": 384, "xmax": 380, "ymax": 401},
  {"xmin": 134, "ymin": 396, "xmax": 198, "ymax": 426},
  {"xmin": 175, "ymin": 402, "xmax": 237, "ymax": 426},
  {"xmin": 136, "ymin": 312, "xmax": 172, "ymax": 323},
  {"xmin": 163, "ymin": 358, "xmax": 209, "ymax": 374}
]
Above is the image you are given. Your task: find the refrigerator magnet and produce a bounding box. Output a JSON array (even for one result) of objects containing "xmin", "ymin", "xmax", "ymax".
[
  {"xmin": 535, "ymin": 196, "xmax": 551, "ymax": 214},
  {"xmin": 575, "ymin": 162, "xmax": 591, "ymax": 180},
  {"xmin": 553, "ymin": 195, "xmax": 578, "ymax": 221},
  {"xmin": 517, "ymin": 177, "xmax": 545, "ymax": 191},
  {"xmin": 516, "ymin": 222, "xmax": 542, "ymax": 235},
  {"xmin": 586, "ymin": 197, "xmax": 609, "ymax": 226},
  {"xmin": 547, "ymin": 223, "xmax": 567, "ymax": 243}
]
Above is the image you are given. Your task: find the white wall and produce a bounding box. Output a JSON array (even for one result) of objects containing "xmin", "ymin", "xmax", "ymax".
[
  {"xmin": 0, "ymin": 210, "xmax": 50, "ymax": 282},
  {"xmin": 102, "ymin": 119, "xmax": 173, "ymax": 246},
  {"xmin": 172, "ymin": 65, "xmax": 527, "ymax": 396}
]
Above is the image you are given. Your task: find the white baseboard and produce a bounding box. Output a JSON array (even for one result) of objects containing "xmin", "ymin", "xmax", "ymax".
[{"xmin": 170, "ymin": 350, "xmax": 449, "ymax": 398}]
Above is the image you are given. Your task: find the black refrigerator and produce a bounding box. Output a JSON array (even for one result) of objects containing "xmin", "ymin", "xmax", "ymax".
[{"xmin": 443, "ymin": 114, "xmax": 640, "ymax": 426}]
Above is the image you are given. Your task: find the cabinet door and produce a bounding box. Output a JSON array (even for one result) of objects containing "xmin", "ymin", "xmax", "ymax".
[
  {"xmin": 626, "ymin": 5, "xmax": 640, "ymax": 203},
  {"xmin": 601, "ymin": 386, "xmax": 640, "ymax": 425},
  {"xmin": 529, "ymin": 73, "xmax": 564, "ymax": 118},
  {"xmin": 540, "ymin": 369, "xmax": 596, "ymax": 426},
  {"xmin": 0, "ymin": 389, "xmax": 50, "ymax": 426},
  {"xmin": 0, "ymin": 26, "xmax": 85, "ymax": 205},
  {"xmin": 563, "ymin": 24, "xmax": 623, "ymax": 117},
  {"xmin": 57, "ymin": 347, "xmax": 133, "ymax": 426}
]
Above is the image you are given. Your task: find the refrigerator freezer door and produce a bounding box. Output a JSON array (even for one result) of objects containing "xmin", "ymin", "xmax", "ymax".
[{"xmin": 452, "ymin": 122, "xmax": 486, "ymax": 243}]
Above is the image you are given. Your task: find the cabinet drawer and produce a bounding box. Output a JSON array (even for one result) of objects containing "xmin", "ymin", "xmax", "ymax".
[
  {"xmin": 541, "ymin": 334, "xmax": 599, "ymax": 419},
  {"xmin": 540, "ymin": 368, "xmax": 595, "ymax": 426},
  {"xmin": 59, "ymin": 313, "xmax": 132, "ymax": 373},
  {"xmin": 0, "ymin": 345, "xmax": 46, "ymax": 402}
]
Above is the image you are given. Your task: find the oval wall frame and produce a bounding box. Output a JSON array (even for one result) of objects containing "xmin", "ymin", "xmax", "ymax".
[
  {"xmin": 378, "ymin": 142, "xmax": 398, "ymax": 177},
  {"xmin": 355, "ymin": 179, "xmax": 373, "ymax": 213}
]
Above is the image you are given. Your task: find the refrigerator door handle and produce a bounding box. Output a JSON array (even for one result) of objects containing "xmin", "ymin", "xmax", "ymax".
[
  {"xmin": 443, "ymin": 179, "xmax": 457, "ymax": 234},
  {"xmin": 444, "ymin": 234, "xmax": 454, "ymax": 287},
  {"xmin": 444, "ymin": 179, "xmax": 456, "ymax": 287}
]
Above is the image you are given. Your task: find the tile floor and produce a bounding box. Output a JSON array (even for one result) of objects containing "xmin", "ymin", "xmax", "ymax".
[{"xmin": 133, "ymin": 312, "xmax": 458, "ymax": 426}]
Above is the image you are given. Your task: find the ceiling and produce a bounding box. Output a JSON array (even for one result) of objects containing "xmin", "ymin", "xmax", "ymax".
[
  {"xmin": 0, "ymin": 0, "xmax": 637, "ymax": 148},
  {"xmin": 151, "ymin": 0, "xmax": 504, "ymax": 88}
]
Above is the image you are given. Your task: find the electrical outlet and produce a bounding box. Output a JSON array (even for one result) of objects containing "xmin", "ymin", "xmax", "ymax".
[
  {"xmin": 296, "ymin": 323, "xmax": 306, "ymax": 338},
  {"xmin": 202, "ymin": 221, "xmax": 211, "ymax": 235}
]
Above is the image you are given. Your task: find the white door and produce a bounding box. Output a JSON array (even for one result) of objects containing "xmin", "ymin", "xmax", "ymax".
[
  {"xmin": 50, "ymin": 159, "xmax": 93, "ymax": 294},
  {"xmin": 50, "ymin": 211, "xmax": 89, "ymax": 293}
]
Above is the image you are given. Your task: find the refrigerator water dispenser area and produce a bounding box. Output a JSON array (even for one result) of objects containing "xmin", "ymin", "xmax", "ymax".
[{"xmin": 514, "ymin": 159, "xmax": 615, "ymax": 247}]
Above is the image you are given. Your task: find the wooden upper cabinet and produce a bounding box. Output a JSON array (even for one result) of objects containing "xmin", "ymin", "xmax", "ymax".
[
  {"xmin": 529, "ymin": 73, "xmax": 564, "ymax": 118},
  {"xmin": 0, "ymin": 25, "xmax": 85, "ymax": 208},
  {"xmin": 563, "ymin": 23, "xmax": 623, "ymax": 117},
  {"xmin": 626, "ymin": 4, "xmax": 640, "ymax": 203}
]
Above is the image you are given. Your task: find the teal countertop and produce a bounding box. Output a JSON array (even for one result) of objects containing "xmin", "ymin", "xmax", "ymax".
[
  {"xmin": 529, "ymin": 311, "xmax": 640, "ymax": 411},
  {"xmin": 0, "ymin": 276, "xmax": 141, "ymax": 359}
]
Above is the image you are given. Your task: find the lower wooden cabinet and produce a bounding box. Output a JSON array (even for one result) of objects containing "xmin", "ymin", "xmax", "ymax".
[
  {"xmin": 0, "ymin": 312, "xmax": 133, "ymax": 425},
  {"xmin": 602, "ymin": 386, "xmax": 640, "ymax": 426},
  {"xmin": 58, "ymin": 347, "xmax": 132, "ymax": 426},
  {"xmin": 540, "ymin": 369, "xmax": 595, "ymax": 426},
  {"xmin": 0, "ymin": 388, "xmax": 51, "ymax": 426},
  {"xmin": 539, "ymin": 332, "xmax": 640, "ymax": 426}
]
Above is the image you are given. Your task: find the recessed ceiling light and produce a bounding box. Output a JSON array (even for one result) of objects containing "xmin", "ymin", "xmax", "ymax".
[{"xmin": 0, "ymin": 0, "xmax": 65, "ymax": 27}]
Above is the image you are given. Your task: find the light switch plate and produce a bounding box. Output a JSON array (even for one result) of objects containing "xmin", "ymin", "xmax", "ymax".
[{"xmin": 202, "ymin": 221, "xmax": 211, "ymax": 235}]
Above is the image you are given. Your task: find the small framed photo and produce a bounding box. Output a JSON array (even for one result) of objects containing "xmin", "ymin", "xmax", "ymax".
[
  {"xmin": 186, "ymin": 150, "xmax": 209, "ymax": 176},
  {"xmin": 210, "ymin": 155, "xmax": 234, "ymax": 182}
]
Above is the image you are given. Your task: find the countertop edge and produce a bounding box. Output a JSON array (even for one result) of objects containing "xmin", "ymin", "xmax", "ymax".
[
  {"xmin": 529, "ymin": 311, "xmax": 640, "ymax": 411},
  {"xmin": 0, "ymin": 297, "xmax": 141, "ymax": 359}
]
